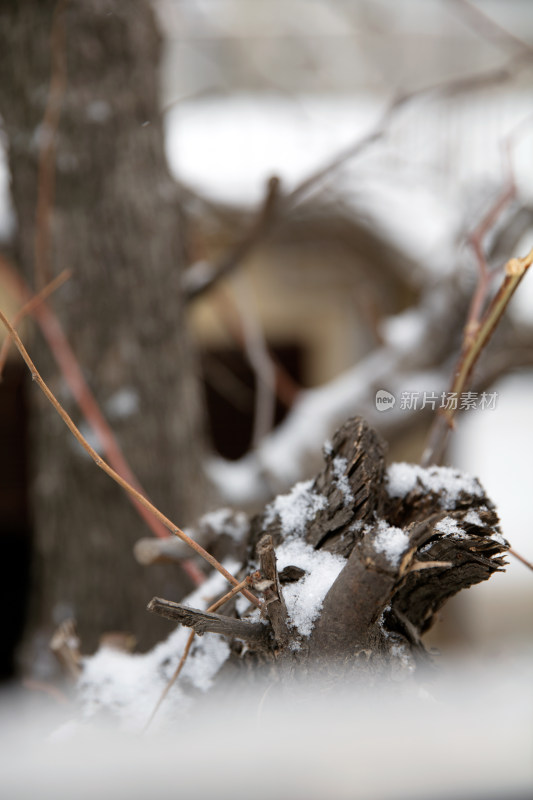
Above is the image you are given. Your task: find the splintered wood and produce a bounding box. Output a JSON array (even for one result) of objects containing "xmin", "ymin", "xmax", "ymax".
[{"xmin": 149, "ymin": 417, "xmax": 508, "ymax": 679}]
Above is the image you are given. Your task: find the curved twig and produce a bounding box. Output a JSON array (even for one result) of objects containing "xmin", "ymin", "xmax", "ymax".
[{"xmin": 0, "ymin": 308, "xmax": 261, "ymax": 608}]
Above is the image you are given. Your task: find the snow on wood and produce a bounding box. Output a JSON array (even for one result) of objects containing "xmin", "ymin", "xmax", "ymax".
[
  {"xmin": 372, "ymin": 520, "xmax": 410, "ymax": 568},
  {"xmin": 78, "ymin": 559, "xmax": 241, "ymax": 731},
  {"xmin": 263, "ymin": 479, "xmax": 327, "ymax": 538},
  {"xmin": 274, "ymin": 539, "xmax": 346, "ymax": 638},
  {"xmin": 386, "ymin": 462, "xmax": 485, "ymax": 509}
]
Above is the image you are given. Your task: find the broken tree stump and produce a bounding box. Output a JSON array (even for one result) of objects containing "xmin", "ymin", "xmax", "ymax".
[{"xmin": 149, "ymin": 417, "xmax": 508, "ymax": 679}]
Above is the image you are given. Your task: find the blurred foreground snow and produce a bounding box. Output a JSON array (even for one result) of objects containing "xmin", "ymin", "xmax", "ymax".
[{"xmin": 1, "ymin": 655, "xmax": 531, "ymax": 800}]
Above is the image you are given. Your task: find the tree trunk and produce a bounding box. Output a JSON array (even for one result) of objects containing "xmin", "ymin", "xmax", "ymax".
[{"xmin": 0, "ymin": 0, "xmax": 207, "ymax": 664}]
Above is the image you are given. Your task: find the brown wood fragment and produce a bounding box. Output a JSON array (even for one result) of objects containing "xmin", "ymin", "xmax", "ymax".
[
  {"xmin": 306, "ymin": 417, "xmax": 387, "ymax": 555},
  {"xmin": 279, "ymin": 565, "xmax": 306, "ymax": 583},
  {"xmin": 257, "ymin": 534, "xmax": 294, "ymax": 650},
  {"xmin": 147, "ymin": 598, "xmax": 271, "ymax": 647}
]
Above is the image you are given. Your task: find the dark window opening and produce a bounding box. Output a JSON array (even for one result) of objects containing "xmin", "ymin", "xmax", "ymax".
[{"xmin": 201, "ymin": 343, "xmax": 304, "ymax": 461}]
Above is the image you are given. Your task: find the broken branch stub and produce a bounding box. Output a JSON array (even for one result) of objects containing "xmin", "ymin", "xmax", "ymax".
[
  {"xmin": 148, "ymin": 417, "xmax": 508, "ymax": 680},
  {"xmin": 246, "ymin": 417, "xmax": 508, "ymax": 673}
]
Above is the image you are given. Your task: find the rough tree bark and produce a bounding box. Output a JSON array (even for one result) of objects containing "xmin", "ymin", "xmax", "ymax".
[
  {"xmin": 150, "ymin": 417, "xmax": 507, "ymax": 683},
  {"xmin": 0, "ymin": 0, "xmax": 207, "ymax": 660}
]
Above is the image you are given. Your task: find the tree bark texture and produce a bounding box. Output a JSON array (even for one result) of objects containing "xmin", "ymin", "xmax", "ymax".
[
  {"xmin": 151, "ymin": 417, "xmax": 507, "ymax": 682},
  {"xmin": 0, "ymin": 0, "xmax": 207, "ymax": 659}
]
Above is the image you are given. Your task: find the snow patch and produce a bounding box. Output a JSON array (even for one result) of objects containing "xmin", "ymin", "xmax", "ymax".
[
  {"xmin": 435, "ymin": 517, "xmax": 468, "ymax": 540},
  {"xmin": 200, "ymin": 508, "xmax": 249, "ymax": 542},
  {"xmin": 332, "ymin": 456, "xmax": 354, "ymax": 506},
  {"xmin": 373, "ymin": 520, "xmax": 410, "ymax": 567},
  {"xmin": 381, "ymin": 309, "xmax": 427, "ymax": 352},
  {"xmin": 464, "ymin": 509, "xmax": 484, "ymax": 527},
  {"xmin": 386, "ymin": 463, "xmax": 484, "ymax": 509},
  {"xmin": 263, "ymin": 479, "xmax": 327, "ymax": 538},
  {"xmin": 275, "ymin": 539, "xmax": 346, "ymax": 637},
  {"xmin": 78, "ymin": 559, "xmax": 241, "ymax": 730}
]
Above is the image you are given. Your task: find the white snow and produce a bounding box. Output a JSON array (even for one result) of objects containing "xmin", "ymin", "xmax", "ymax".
[
  {"xmin": 386, "ymin": 463, "xmax": 484, "ymax": 510},
  {"xmin": 381, "ymin": 308, "xmax": 428, "ymax": 352},
  {"xmin": 464, "ymin": 509, "xmax": 484, "ymax": 527},
  {"xmin": 199, "ymin": 508, "xmax": 249, "ymax": 542},
  {"xmin": 275, "ymin": 539, "xmax": 346, "ymax": 637},
  {"xmin": 164, "ymin": 94, "xmax": 382, "ymax": 206},
  {"xmin": 435, "ymin": 517, "xmax": 468, "ymax": 540},
  {"xmin": 263, "ymin": 479, "xmax": 327, "ymax": 538},
  {"xmin": 373, "ymin": 520, "xmax": 410, "ymax": 567},
  {"xmin": 332, "ymin": 456, "xmax": 354, "ymax": 506},
  {"xmin": 78, "ymin": 558, "xmax": 241, "ymax": 731}
]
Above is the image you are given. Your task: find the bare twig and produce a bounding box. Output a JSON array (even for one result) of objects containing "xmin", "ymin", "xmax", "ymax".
[
  {"xmin": 422, "ymin": 248, "xmax": 533, "ymax": 465},
  {"xmin": 447, "ymin": 0, "xmax": 533, "ymax": 57},
  {"xmin": 212, "ymin": 286, "xmax": 301, "ymax": 411},
  {"xmin": 34, "ymin": 0, "xmax": 69, "ymax": 289},
  {"xmin": 144, "ymin": 630, "xmax": 195, "ymax": 732},
  {"xmin": 144, "ymin": 575, "xmax": 256, "ymax": 732},
  {"xmin": 0, "ymin": 307, "xmax": 261, "ymax": 607},
  {"xmin": 509, "ymin": 547, "xmax": 533, "ymax": 573},
  {"xmin": 0, "ymin": 255, "xmax": 203, "ymax": 586},
  {"xmin": 184, "ymin": 175, "xmax": 280, "ymax": 302},
  {"xmin": 147, "ymin": 600, "xmax": 269, "ymax": 643},
  {"xmin": 285, "ymin": 57, "xmax": 526, "ymax": 208},
  {"xmin": 464, "ymin": 181, "xmax": 516, "ymax": 345},
  {"xmin": 257, "ymin": 534, "xmax": 293, "ymax": 650},
  {"xmin": 231, "ymin": 278, "xmax": 277, "ymax": 447},
  {"xmin": 0, "ymin": 268, "xmax": 71, "ymax": 377},
  {"xmin": 182, "ymin": 54, "xmax": 526, "ymax": 313}
]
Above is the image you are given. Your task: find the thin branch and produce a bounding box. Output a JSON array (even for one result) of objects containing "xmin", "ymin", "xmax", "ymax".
[
  {"xmin": 147, "ymin": 600, "xmax": 269, "ymax": 642},
  {"xmin": 257, "ymin": 534, "xmax": 293, "ymax": 650},
  {"xmin": 0, "ymin": 307, "xmax": 261, "ymax": 608},
  {"xmin": 463, "ymin": 180, "xmax": 516, "ymax": 346},
  {"xmin": 212, "ymin": 286, "xmax": 301, "ymax": 411},
  {"xmin": 143, "ymin": 575, "xmax": 256, "ymax": 732},
  {"xmin": 181, "ymin": 53, "xmax": 526, "ymax": 313},
  {"xmin": 0, "ymin": 254, "xmax": 203, "ymax": 586},
  {"xmin": 231, "ymin": 278, "xmax": 277, "ymax": 448},
  {"xmin": 0, "ymin": 268, "xmax": 71, "ymax": 377},
  {"xmin": 447, "ymin": 0, "xmax": 533, "ymax": 57},
  {"xmin": 183, "ymin": 175, "xmax": 280, "ymax": 303},
  {"xmin": 422, "ymin": 248, "xmax": 533, "ymax": 466},
  {"xmin": 34, "ymin": 0, "xmax": 69, "ymax": 289},
  {"xmin": 509, "ymin": 547, "xmax": 533, "ymax": 573},
  {"xmin": 144, "ymin": 630, "xmax": 195, "ymax": 733},
  {"xmin": 463, "ymin": 117, "xmax": 528, "ymax": 346},
  {"xmin": 285, "ymin": 56, "xmax": 526, "ymax": 208}
]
